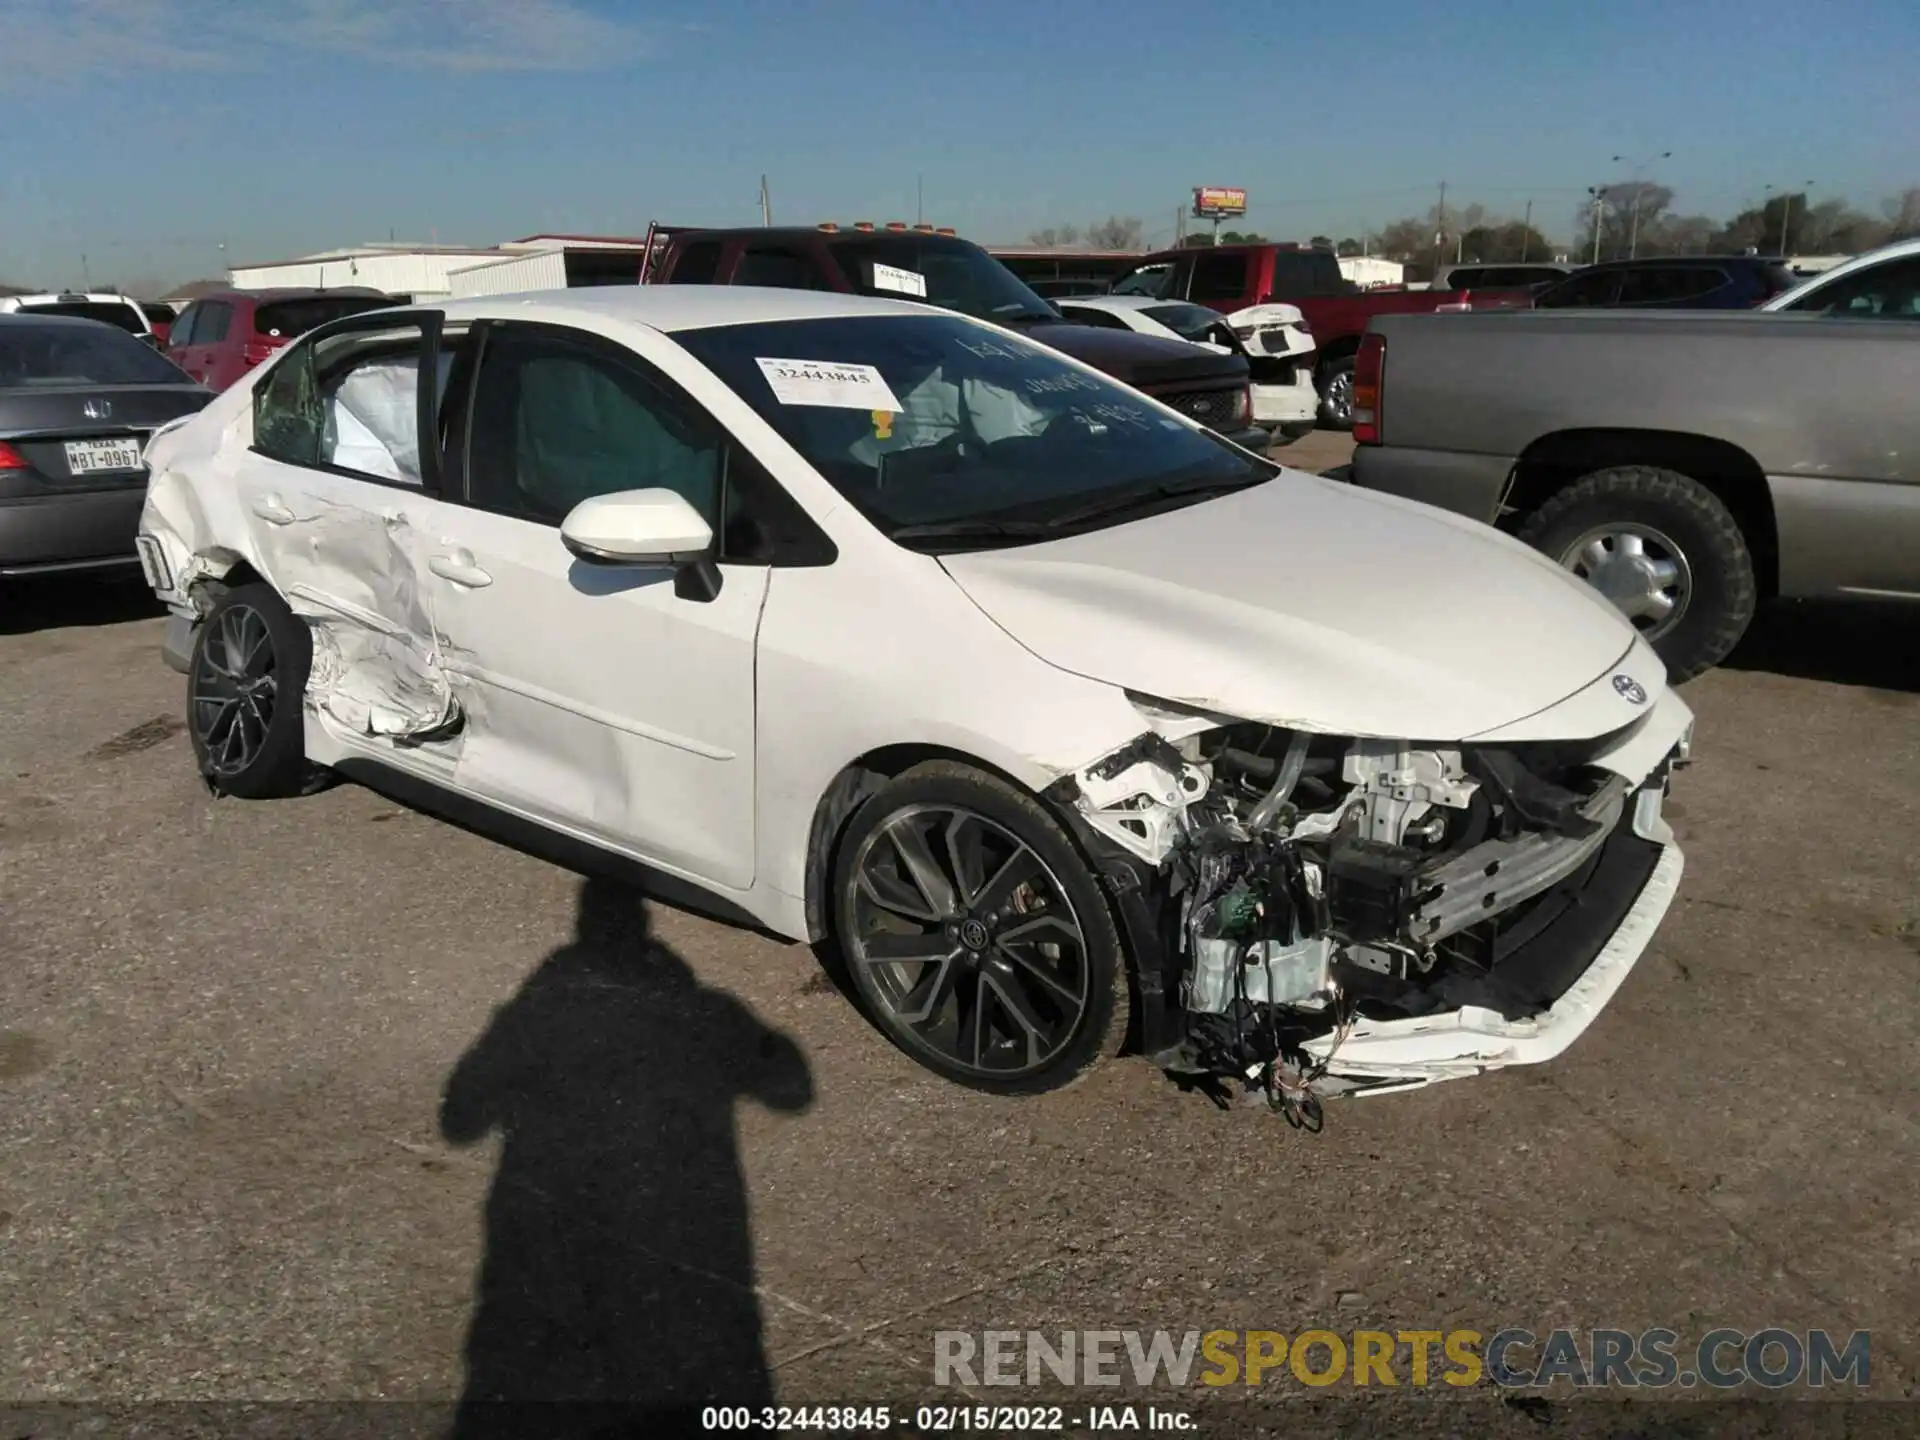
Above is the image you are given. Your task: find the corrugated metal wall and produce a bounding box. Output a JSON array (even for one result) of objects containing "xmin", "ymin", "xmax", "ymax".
[
  {"xmin": 446, "ymin": 250, "xmax": 568, "ymax": 298},
  {"xmin": 228, "ymin": 252, "xmax": 502, "ymax": 297}
]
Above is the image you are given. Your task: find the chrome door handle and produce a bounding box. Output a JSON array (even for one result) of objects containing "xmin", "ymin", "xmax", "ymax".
[
  {"xmin": 430, "ymin": 551, "xmax": 493, "ymax": 588},
  {"xmin": 251, "ymin": 497, "xmax": 294, "ymax": 525}
]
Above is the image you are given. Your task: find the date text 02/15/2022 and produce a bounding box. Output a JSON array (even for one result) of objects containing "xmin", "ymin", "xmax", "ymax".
[{"xmin": 700, "ymin": 1404, "xmax": 1197, "ymax": 1432}]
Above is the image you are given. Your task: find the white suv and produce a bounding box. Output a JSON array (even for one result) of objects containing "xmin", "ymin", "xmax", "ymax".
[{"xmin": 0, "ymin": 292, "xmax": 154, "ymax": 337}]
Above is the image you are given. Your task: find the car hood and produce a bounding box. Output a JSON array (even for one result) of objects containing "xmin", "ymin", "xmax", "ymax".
[{"xmin": 938, "ymin": 472, "xmax": 1659, "ymax": 741}]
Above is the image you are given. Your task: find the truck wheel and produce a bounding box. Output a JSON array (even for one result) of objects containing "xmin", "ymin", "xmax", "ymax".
[
  {"xmin": 1517, "ymin": 465, "xmax": 1756, "ymax": 682},
  {"xmin": 1317, "ymin": 356, "xmax": 1355, "ymax": 430}
]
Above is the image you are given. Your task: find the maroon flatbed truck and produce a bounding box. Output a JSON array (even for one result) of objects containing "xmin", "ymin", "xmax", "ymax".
[{"xmin": 1105, "ymin": 244, "xmax": 1532, "ymax": 428}]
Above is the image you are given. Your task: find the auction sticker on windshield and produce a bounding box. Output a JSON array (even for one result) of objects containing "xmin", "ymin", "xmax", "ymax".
[
  {"xmin": 871, "ymin": 262, "xmax": 929, "ymax": 298},
  {"xmin": 755, "ymin": 357, "xmax": 903, "ymax": 412}
]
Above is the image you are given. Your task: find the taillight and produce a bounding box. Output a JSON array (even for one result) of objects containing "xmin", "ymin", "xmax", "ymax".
[
  {"xmin": 0, "ymin": 441, "xmax": 29, "ymax": 470},
  {"xmin": 1353, "ymin": 333, "xmax": 1385, "ymax": 445},
  {"xmin": 1435, "ymin": 289, "xmax": 1473, "ymax": 313},
  {"xmin": 242, "ymin": 341, "xmax": 277, "ymax": 366}
]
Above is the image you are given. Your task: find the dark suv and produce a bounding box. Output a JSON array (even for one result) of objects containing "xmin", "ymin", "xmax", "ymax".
[
  {"xmin": 1531, "ymin": 256, "xmax": 1798, "ymax": 310},
  {"xmin": 650, "ymin": 225, "xmax": 1267, "ymax": 449}
]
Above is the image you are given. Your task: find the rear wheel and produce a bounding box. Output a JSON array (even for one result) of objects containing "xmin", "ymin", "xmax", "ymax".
[
  {"xmin": 830, "ymin": 762, "xmax": 1128, "ymax": 1094},
  {"xmin": 1317, "ymin": 355, "xmax": 1356, "ymax": 429},
  {"xmin": 1517, "ymin": 465, "xmax": 1756, "ymax": 682},
  {"xmin": 187, "ymin": 582, "xmax": 320, "ymax": 798}
]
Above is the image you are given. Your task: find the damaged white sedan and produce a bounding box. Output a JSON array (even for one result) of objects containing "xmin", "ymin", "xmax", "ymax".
[{"xmin": 137, "ymin": 286, "xmax": 1691, "ymax": 1108}]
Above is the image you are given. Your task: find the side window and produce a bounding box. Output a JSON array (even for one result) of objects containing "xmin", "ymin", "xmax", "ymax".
[
  {"xmin": 197, "ymin": 302, "xmax": 233, "ymax": 343},
  {"xmin": 168, "ymin": 305, "xmax": 198, "ymax": 347},
  {"xmin": 666, "ymin": 241, "xmax": 724, "ymax": 285},
  {"xmin": 1619, "ymin": 267, "xmax": 1719, "ymax": 305},
  {"xmin": 1789, "ymin": 257, "xmax": 1920, "ymax": 318},
  {"xmin": 1266, "ymin": 252, "xmax": 1331, "ymax": 299},
  {"xmin": 1189, "ymin": 252, "xmax": 1249, "ymax": 304},
  {"xmin": 464, "ymin": 326, "xmax": 721, "ymax": 529},
  {"xmin": 732, "ymin": 246, "xmax": 829, "ymax": 289},
  {"xmin": 253, "ymin": 320, "xmax": 437, "ymax": 487},
  {"xmin": 1536, "ymin": 270, "xmax": 1619, "ymax": 307}
]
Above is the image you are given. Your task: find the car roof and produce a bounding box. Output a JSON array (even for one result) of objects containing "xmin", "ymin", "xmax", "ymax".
[
  {"xmin": 433, "ymin": 284, "xmax": 939, "ymax": 332},
  {"xmin": 0, "ymin": 312, "xmax": 146, "ymax": 331},
  {"xmin": 2, "ymin": 292, "xmax": 147, "ymax": 305},
  {"xmin": 1580, "ymin": 255, "xmax": 1783, "ymax": 271}
]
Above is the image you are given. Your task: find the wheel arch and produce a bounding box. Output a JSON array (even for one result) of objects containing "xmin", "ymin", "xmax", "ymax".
[
  {"xmin": 1503, "ymin": 428, "xmax": 1780, "ymax": 599},
  {"xmin": 800, "ymin": 742, "xmax": 1055, "ymax": 945}
]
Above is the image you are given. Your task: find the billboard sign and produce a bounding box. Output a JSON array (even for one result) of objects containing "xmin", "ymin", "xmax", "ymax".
[{"xmin": 1192, "ymin": 186, "xmax": 1248, "ymax": 219}]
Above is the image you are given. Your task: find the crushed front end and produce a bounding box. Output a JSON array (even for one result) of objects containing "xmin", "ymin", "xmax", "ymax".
[{"xmin": 1046, "ymin": 690, "xmax": 1691, "ymax": 1118}]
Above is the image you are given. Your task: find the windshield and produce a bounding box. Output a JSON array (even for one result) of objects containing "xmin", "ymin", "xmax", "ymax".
[
  {"xmin": 674, "ymin": 314, "xmax": 1271, "ymax": 548},
  {"xmin": 255, "ymin": 295, "xmax": 394, "ymax": 338},
  {"xmin": 17, "ymin": 301, "xmax": 147, "ymax": 334},
  {"xmin": 829, "ymin": 238, "xmax": 1055, "ymax": 324},
  {"xmin": 0, "ymin": 321, "xmax": 189, "ymax": 387}
]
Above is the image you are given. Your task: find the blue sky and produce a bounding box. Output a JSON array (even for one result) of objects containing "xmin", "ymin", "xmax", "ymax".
[{"xmin": 2, "ymin": 0, "xmax": 1915, "ymax": 288}]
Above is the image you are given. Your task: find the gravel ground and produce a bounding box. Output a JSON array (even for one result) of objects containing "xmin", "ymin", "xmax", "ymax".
[{"xmin": 2, "ymin": 492, "xmax": 1915, "ymax": 1436}]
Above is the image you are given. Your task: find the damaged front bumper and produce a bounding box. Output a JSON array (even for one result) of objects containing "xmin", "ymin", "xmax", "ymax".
[{"xmin": 1051, "ymin": 684, "xmax": 1695, "ymax": 1107}]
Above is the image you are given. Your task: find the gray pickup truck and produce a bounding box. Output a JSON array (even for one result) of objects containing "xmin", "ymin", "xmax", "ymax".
[{"xmin": 1347, "ymin": 308, "xmax": 1920, "ymax": 679}]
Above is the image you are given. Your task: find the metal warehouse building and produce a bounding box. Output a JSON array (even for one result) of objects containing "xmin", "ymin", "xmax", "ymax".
[{"xmin": 226, "ymin": 234, "xmax": 653, "ymax": 300}]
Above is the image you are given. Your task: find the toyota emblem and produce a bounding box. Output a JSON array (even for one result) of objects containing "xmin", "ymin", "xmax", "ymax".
[
  {"xmin": 1612, "ymin": 674, "xmax": 1648, "ymax": 705},
  {"xmin": 83, "ymin": 398, "xmax": 113, "ymax": 420}
]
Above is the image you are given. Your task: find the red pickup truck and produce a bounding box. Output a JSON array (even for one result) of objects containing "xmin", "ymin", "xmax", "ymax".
[{"xmin": 1106, "ymin": 244, "xmax": 1530, "ymax": 428}]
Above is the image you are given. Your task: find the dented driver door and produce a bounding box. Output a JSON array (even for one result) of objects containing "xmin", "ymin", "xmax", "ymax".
[{"xmin": 240, "ymin": 314, "xmax": 461, "ymax": 743}]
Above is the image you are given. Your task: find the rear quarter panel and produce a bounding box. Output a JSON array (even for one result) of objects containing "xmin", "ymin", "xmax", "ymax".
[{"xmin": 1369, "ymin": 312, "xmax": 1920, "ymax": 596}]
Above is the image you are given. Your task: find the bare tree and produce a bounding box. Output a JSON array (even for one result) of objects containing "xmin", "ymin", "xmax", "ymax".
[
  {"xmin": 1883, "ymin": 187, "xmax": 1920, "ymax": 241},
  {"xmin": 1084, "ymin": 215, "xmax": 1144, "ymax": 250},
  {"xmin": 1573, "ymin": 181, "xmax": 1674, "ymax": 261},
  {"xmin": 1023, "ymin": 225, "xmax": 1082, "ymax": 247}
]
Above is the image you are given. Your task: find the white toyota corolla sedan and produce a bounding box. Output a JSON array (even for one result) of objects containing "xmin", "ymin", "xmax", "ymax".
[{"xmin": 136, "ymin": 286, "xmax": 1692, "ymax": 1106}]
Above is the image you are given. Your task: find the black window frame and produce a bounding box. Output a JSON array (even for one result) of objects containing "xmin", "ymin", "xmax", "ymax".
[
  {"xmin": 248, "ymin": 307, "xmax": 449, "ymax": 496},
  {"xmin": 438, "ymin": 319, "xmax": 834, "ymax": 569}
]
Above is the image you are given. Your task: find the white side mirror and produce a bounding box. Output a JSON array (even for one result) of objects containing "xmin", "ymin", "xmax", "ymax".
[{"xmin": 560, "ymin": 488, "xmax": 713, "ymax": 566}]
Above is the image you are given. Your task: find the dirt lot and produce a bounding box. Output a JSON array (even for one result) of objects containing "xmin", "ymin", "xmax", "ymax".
[{"xmin": 2, "ymin": 463, "xmax": 1916, "ymax": 1434}]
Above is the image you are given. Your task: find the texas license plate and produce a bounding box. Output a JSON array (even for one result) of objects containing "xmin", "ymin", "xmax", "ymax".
[{"xmin": 64, "ymin": 437, "xmax": 143, "ymax": 474}]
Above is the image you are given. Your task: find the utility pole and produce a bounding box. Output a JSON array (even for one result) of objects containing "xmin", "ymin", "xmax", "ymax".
[
  {"xmin": 81, "ymin": 252, "xmax": 92, "ymax": 287},
  {"xmin": 1612, "ymin": 150, "xmax": 1671, "ymax": 260},
  {"xmin": 1521, "ymin": 199, "xmax": 1533, "ymax": 261},
  {"xmin": 1768, "ymin": 179, "xmax": 1813, "ymax": 255},
  {"xmin": 916, "ymin": 174, "xmax": 923, "ymax": 226},
  {"xmin": 1587, "ymin": 187, "xmax": 1606, "ymax": 263},
  {"xmin": 1432, "ymin": 180, "xmax": 1448, "ymax": 275},
  {"xmin": 759, "ymin": 175, "xmax": 772, "ymax": 227}
]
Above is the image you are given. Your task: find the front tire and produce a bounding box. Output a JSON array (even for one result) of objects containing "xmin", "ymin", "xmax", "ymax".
[
  {"xmin": 187, "ymin": 582, "xmax": 320, "ymax": 798},
  {"xmin": 830, "ymin": 762, "xmax": 1129, "ymax": 1095},
  {"xmin": 1516, "ymin": 465, "xmax": 1756, "ymax": 682}
]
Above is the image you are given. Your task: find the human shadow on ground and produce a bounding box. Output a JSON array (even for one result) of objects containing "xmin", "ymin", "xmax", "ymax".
[{"xmin": 442, "ymin": 876, "xmax": 815, "ymax": 1438}]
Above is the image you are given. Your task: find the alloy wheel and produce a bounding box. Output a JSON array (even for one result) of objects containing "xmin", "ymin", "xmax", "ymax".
[
  {"xmin": 191, "ymin": 604, "xmax": 278, "ymax": 777},
  {"xmin": 846, "ymin": 804, "xmax": 1092, "ymax": 1079},
  {"xmin": 1321, "ymin": 368, "xmax": 1354, "ymax": 425},
  {"xmin": 1560, "ymin": 523, "xmax": 1693, "ymax": 641}
]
